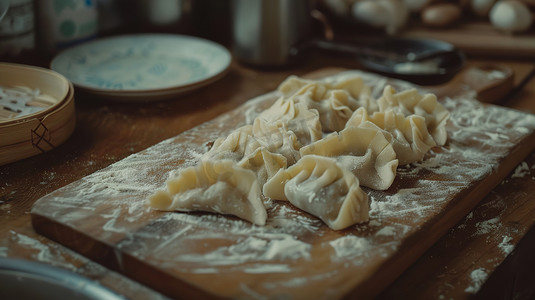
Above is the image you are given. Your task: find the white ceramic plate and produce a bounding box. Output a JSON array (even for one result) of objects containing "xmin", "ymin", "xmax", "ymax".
[{"xmin": 51, "ymin": 34, "xmax": 231, "ymax": 101}]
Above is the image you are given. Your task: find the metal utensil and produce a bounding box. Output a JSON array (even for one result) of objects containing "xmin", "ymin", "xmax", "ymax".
[
  {"xmin": 230, "ymin": 0, "xmax": 313, "ymax": 66},
  {"xmin": 301, "ymin": 37, "xmax": 465, "ymax": 85},
  {"xmin": 0, "ymin": 258, "xmax": 124, "ymax": 300},
  {"xmin": 230, "ymin": 1, "xmax": 465, "ymax": 84}
]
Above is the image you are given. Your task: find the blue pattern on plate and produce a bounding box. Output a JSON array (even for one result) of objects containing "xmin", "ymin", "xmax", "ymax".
[{"xmin": 51, "ymin": 34, "xmax": 231, "ymax": 92}]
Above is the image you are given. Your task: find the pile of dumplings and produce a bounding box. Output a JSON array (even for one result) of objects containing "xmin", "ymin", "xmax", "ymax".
[{"xmin": 149, "ymin": 75, "xmax": 450, "ymax": 230}]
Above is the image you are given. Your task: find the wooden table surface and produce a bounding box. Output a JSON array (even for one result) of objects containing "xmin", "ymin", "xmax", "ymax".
[{"xmin": 1, "ymin": 41, "xmax": 535, "ymax": 299}]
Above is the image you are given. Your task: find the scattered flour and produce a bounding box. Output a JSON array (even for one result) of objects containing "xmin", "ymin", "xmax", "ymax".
[
  {"xmin": 474, "ymin": 217, "xmax": 501, "ymax": 236},
  {"xmin": 329, "ymin": 235, "xmax": 371, "ymax": 258},
  {"xmin": 242, "ymin": 264, "xmax": 292, "ymax": 274},
  {"xmin": 511, "ymin": 162, "xmax": 530, "ymax": 179},
  {"xmin": 464, "ymin": 268, "xmax": 488, "ymax": 294},
  {"xmin": 487, "ymin": 70, "xmax": 507, "ymax": 80},
  {"xmin": 8, "ymin": 230, "xmax": 76, "ymax": 269},
  {"xmin": 0, "ymin": 203, "xmax": 11, "ymax": 212},
  {"xmin": 498, "ymin": 236, "xmax": 514, "ymax": 255},
  {"xmin": 465, "ymin": 212, "xmax": 473, "ymax": 220},
  {"xmin": 368, "ymin": 219, "xmax": 382, "ymax": 227},
  {"xmin": 375, "ymin": 226, "xmax": 397, "ymax": 237}
]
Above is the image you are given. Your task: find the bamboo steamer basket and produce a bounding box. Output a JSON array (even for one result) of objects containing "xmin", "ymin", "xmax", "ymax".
[{"xmin": 0, "ymin": 63, "xmax": 76, "ymax": 166}]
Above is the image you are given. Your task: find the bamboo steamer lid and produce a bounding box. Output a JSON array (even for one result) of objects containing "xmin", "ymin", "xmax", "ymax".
[{"xmin": 0, "ymin": 63, "xmax": 76, "ymax": 166}]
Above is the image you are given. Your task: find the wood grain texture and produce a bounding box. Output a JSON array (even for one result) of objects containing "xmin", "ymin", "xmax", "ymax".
[
  {"xmin": 30, "ymin": 69, "xmax": 535, "ymax": 299},
  {"xmin": 378, "ymin": 152, "xmax": 535, "ymax": 299},
  {"xmin": 401, "ymin": 21, "xmax": 535, "ymax": 58}
]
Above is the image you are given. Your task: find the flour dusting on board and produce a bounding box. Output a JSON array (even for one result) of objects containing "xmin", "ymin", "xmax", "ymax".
[
  {"xmin": 330, "ymin": 235, "xmax": 371, "ymax": 259},
  {"xmin": 498, "ymin": 235, "xmax": 514, "ymax": 255},
  {"xmin": 465, "ymin": 268, "xmax": 488, "ymax": 293},
  {"xmin": 31, "ymin": 70, "xmax": 535, "ymax": 300},
  {"xmin": 474, "ymin": 217, "xmax": 502, "ymax": 236},
  {"xmin": 511, "ymin": 161, "xmax": 530, "ymax": 178}
]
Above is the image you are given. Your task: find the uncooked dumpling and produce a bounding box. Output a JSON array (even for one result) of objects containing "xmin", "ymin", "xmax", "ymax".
[
  {"xmin": 278, "ymin": 77, "xmax": 354, "ymax": 132},
  {"xmin": 202, "ymin": 125, "xmax": 260, "ymax": 162},
  {"xmin": 278, "ymin": 76, "xmax": 332, "ymax": 101},
  {"xmin": 278, "ymin": 75, "xmax": 378, "ymax": 113},
  {"xmin": 277, "ymin": 76, "xmax": 379, "ymax": 132},
  {"xmin": 331, "ymin": 76, "xmax": 378, "ymax": 112},
  {"xmin": 252, "ymin": 118, "xmax": 302, "ymax": 165},
  {"xmin": 377, "ymin": 85, "xmax": 449, "ymax": 145},
  {"xmin": 201, "ymin": 125, "xmax": 286, "ymax": 185},
  {"xmin": 263, "ymin": 155, "xmax": 369, "ymax": 230},
  {"xmin": 256, "ymin": 97, "xmax": 322, "ymax": 146},
  {"xmin": 148, "ymin": 73, "xmax": 451, "ymax": 230},
  {"xmin": 300, "ymin": 126, "xmax": 398, "ymax": 190},
  {"xmin": 149, "ymin": 159, "xmax": 267, "ymax": 226},
  {"xmin": 238, "ymin": 146, "xmax": 287, "ymax": 186},
  {"xmin": 346, "ymin": 107, "xmax": 437, "ymax": 165},
  {"xmin": 298, "ymin": 88, "xmax": 357, "ymax": 132}
]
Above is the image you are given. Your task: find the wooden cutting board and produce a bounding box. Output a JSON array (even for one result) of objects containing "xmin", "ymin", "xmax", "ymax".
[
  {"xmin": 31, "ymin": 68, "xmax": 535, "ymax": 300},
  {"xmin": 401, "ymin": 21, "xmax": 535, "ymax": 58}
]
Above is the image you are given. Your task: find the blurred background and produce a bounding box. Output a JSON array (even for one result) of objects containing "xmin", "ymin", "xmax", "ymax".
[{"xmin": 1, "ymin": 0, "xmax": 534, "ymax": 67}]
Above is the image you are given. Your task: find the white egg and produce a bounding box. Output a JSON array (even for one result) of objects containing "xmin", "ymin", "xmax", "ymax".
[{"xmin": 490, "ymin": 0, "xmax": 533, "ymax": 33}]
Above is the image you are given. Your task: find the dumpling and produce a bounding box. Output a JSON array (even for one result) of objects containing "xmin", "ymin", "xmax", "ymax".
[
  {"xmin": 256, "ymin": 96, "xmax": 322, "ymax": 145},
  {"xmin": 263, "ymin": 155, "xmax": 369, "ymax": 230},
  {"xmin": 238, "ymin": 146, "xmax": 287, "ymax": 186},
  {"xmin": 202, "ymin": 125, "xmax": 260, "ymax": 161},
  {"xmin": 377, "ymin": 85, "xmax": 449, "ymax": 145},
  {"xmin": 201, "ymin": 125, "xmax": 287, "ymax": 185},
  {"xmin": 276, "ymin": 76, "xmax": 380, "ymax": 132},
  {"xmin": 297, "ymin": 88, "xmax": 357, "ymax": 132},
  {"xmin": 149, "ymin": 159, "xmax": 267, "ymax": 226},
  {"xmin": 278, "ymin": 75, "xmax": 378, "ymax": 113},
  {"xmin": 346, "ymin": 107, "xmax": 437, "ymax": 165},
  {"xmin": 331, "ymin": 76, "xmax": 378, "ymax": 112},
  {"xmin": 252, "ymin": 118, "xmax": 302, "ymax": 165},
  {"xmin": 300, "ymin": 126, "xmax": 398, "ymax": 190},
  {"xmin": 277, "ymin": 77, "xmax": 361, "ymax": 132},
  {"xmin": 278, "ymin": 76, "xmax": 331, "ymax": 102}
]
